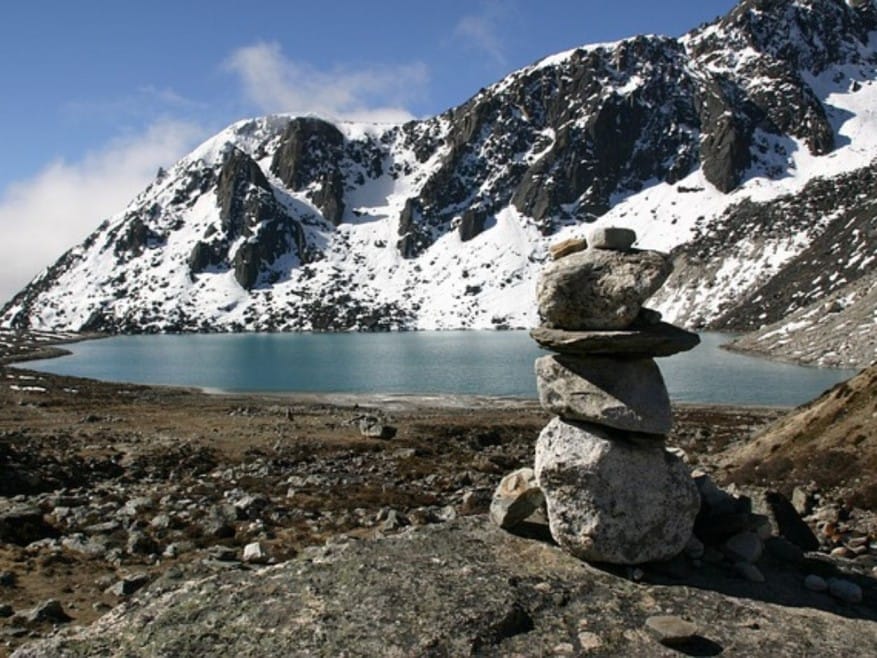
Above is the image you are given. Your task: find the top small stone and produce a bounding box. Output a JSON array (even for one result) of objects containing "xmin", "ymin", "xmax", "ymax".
[
  {"xmin": 549, "ymin": 237, "xmax": 587, "ymax": 260},
  {"xmin": 589, "ymin": 227, "xmax": 636, "ymax": 251}
]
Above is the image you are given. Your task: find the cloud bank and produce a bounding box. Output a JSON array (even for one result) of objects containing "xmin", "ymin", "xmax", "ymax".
[
  {"xmin": 453, "ymin": 1, "xmax": 513, "ymax": 66},
  {"xmin": 0, "ymin": 120, "xmax": 202, "ymax": 304},
  {"xmin": 225, "ymin": 42, "xmax": 428, "ymax": 123}
]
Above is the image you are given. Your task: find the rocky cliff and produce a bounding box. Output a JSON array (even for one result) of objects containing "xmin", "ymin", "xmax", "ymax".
[{"xmin": 2, "ymin": 0, "xmax": 876, "ymax": 366}]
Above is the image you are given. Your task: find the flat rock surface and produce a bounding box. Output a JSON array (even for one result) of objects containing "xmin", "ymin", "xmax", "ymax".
[
  {"xmin": 13, "ymin": 517, "xmax": 877, "ymax": 658},
  {"xmin": 530, "ymin": 323, "xmax": 700, "ymax": 357}
]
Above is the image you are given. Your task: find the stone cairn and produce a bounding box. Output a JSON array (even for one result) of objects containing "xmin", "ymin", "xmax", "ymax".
[{"xmin": 491, "ymin": 227, "xmax": 703, "ymax": 564}]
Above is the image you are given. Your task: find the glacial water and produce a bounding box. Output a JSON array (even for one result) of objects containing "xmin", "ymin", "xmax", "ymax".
[{"xmin": 19, "ymin": 331, "xmax": 856, "ymax": 407}]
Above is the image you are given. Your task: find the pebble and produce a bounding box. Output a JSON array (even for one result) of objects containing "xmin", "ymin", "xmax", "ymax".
[
  {"xmin": 105, "ymin": 573, "xmax": 150, "ymax": 597},
  {"xmin": 645, "ymin": 615, "xmax": 698, "ymax": 644},
  {"xmin": 243, "ymin": 541, "xmax": 269, "ymax": 564},
  {"xmin": 578, "ymin": 631, "xmax": 603, "ymax": 651},
  {"xmin": 804, "ymin": 574, "xmax": 828, "ymax": 592},
  {"xmin": 723, "ymin": 532, "xmax": 763, "ymax": 563},
  {"xmin": 0, "ymin": 603, "xmax": 13, "ymax": 618},
  {"xmin": 25, "ymin": 599, "xmax": 71, "ymax": 623},
  {"xmin": 828, "ymin": 578, "xmax": 863, "ymax": 604},
  {"xmin": 735, "ymin": 561, "xmax": 766, "ymax": 583}
]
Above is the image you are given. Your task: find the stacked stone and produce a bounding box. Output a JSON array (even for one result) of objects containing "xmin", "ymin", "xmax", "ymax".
[{"xmin": 530, "ymin": 227, "xmax": 701, "ymax": 565}]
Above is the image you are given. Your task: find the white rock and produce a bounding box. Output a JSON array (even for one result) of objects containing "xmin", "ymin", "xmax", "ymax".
[
  {"xmin": 534, "ymin": 418, "xmax": 700, "ymax": 564},
  {"xmin": 489, "ymin": 468, "xmax": 545, "ymax": 529},
  {"xmin": 535, "ymin": 354, "xmax": 671, "ymax": 434},
  {"xmin": 242, "ymin": 541, "xmax": 268, "ymax": 564}
]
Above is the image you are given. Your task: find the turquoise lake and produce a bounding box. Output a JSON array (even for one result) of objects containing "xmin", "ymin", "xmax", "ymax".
[{"xmin": 18, "ymin": 331, "xmax": 856, "ymax": 407}]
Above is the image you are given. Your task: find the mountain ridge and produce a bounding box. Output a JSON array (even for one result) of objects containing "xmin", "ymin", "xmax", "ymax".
[{"xmin": 2, "ymin": 0, "xmax": 876, "ymax": 367}]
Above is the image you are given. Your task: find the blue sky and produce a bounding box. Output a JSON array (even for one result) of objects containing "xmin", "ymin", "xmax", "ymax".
[{"xmin": 0, "ymin": 0, "xmax": 737, "ymax": 301}]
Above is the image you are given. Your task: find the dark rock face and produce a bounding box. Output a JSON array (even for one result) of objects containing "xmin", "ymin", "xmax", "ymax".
[
  {"xmin": 217, "ymin": 147, "xmax": 272, "ymax": 238},
  {"xmin": 271, "ymin": 118, "xmax": 347, "ymax": 225},
  {"xmin": 193, "ymin": 148, "xmax": 312, "ymax": 290}
]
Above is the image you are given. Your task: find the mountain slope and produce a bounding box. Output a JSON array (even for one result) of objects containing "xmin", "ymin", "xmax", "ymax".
[
  {"xmin": 721, "ymin": 361, "xmax": 877, "ymax": 506},
  {"xmin": 2, "ymin": 0, "xmax": 876, "ymax": 364}
]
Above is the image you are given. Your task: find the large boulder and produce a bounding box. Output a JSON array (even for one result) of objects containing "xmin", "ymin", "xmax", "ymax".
[
  {"xmin": 535, "ymin": 418, "xmax": 699, "ymax": 564},
  {"xmin": 536, "ymin": 249, "xmax": 672, "ymax": 330},
  {"xmin": 535, "ymin": 355, "xmax": 671, "ymax": 434}
]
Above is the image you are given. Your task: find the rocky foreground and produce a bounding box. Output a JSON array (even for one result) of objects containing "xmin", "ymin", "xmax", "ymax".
[{"xmin": 2, "ymin": 331, "xmax": 877, "ymax": 656}]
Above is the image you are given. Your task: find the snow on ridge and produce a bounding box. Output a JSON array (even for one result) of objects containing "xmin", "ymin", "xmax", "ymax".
[{"xmin": 4, "ymin": 0, "xmax": 877, "ymax": 342}]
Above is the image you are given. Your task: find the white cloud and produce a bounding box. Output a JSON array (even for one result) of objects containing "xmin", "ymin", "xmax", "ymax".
[
  {"xmin": 225, "ymin": 42, "xmax": 428, "ymax": 122},
  {"xmin": 453, "ymin": 2, "xmax": 512, "ymax": 66},
  {"xmin": 0, "ymin": 120, "xmax": 203, "ymax": 304}
]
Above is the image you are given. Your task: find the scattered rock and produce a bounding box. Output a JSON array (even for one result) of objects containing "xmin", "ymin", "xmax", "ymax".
[
  {"xmin": 489, "ymin": 468, "xmax": 545, "ymax": 530},
  {"xmin": 0, "ymin": 603, "xmax": 13, "ymax": 618},
  {"xmin": 105, "ymin": 573, "xmax": 149, "ymax": 598},
  {"xmin": 791, "ymin": 486, "xmax": 813, "ymax": 516},
  {"xmin": 0, "ymin": 505, "xmax": 56, "ymax": 545},
  {"xmin": 242, "ymin": 542, "xmax": 269, "ymax": 564},
  {"xmin": 357, "ymin": 415, "xmax": 397, "ymax": 439},
  {"xmin": 746, "ymin": 489, "xmax": 820, "ymax": 552},
  {"xmin": 24, "ymin": 599, "xmax": 71, "ymax": 624},
  {"xmin": 549, "ymin": 237, "xmax": 587, "ymax": 260},
  {"xmin": 804, "ymin": 574, "xmax": 828, "ymax": 592},
  {"xmin": 589, "ymin": 227, "xmax": 636, "ymax": 251},
  {"xmin": 828, "ymin": 578, "xmax": 863, "ymax": 604}
]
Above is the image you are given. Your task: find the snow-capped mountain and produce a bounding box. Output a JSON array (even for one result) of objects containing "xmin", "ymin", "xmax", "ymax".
[{"xmin": 3, "ymin": 0, "xmax": 876, "ymax": 366}]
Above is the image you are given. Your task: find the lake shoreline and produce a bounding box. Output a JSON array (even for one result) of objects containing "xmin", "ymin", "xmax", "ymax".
[{"xmin": 5, "ymin": 329, "xmax": 856, "ymax": 407}]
